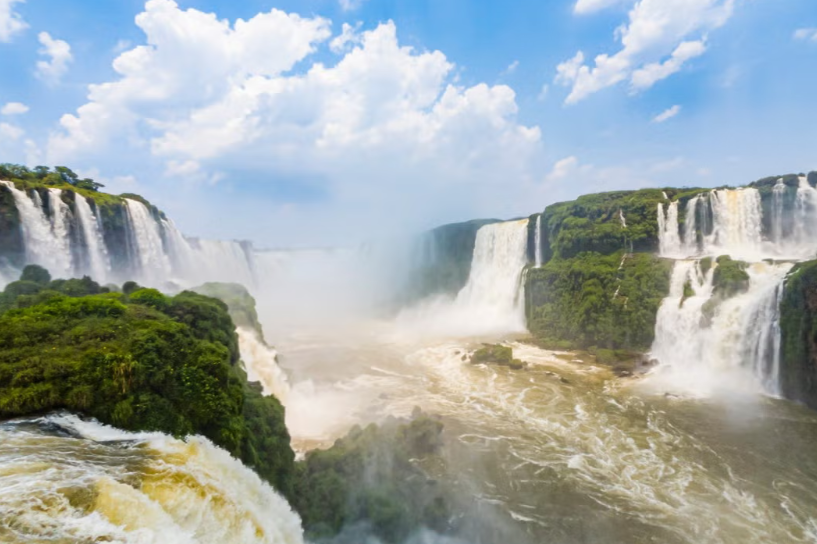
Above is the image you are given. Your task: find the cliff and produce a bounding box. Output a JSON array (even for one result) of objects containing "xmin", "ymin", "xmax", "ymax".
[
  {"xmin": 780, "ymin": 260, "xmax": 817, "ymax": 409},
  {"xmin": 0, "ymin": 266, "xmax": 296, "ymax": 497}
]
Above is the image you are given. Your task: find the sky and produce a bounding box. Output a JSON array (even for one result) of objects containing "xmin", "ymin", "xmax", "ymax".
[{"xmin": 0, "ymin": 0, "xmax": 815, "ymax": 248}]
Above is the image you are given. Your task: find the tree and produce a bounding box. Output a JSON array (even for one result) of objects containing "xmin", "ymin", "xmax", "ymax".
[{"xmin": 20, "ymin": 264, "xmax": 51, "ymax": 285}]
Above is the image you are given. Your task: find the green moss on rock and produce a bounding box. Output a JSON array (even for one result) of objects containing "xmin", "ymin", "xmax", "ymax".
[
  {"xmin": 526, "ymin": 252, "xmax": 671, "ymax": 351},
  {"xmin": 780, "ymin": 261, "xmax": 817, "ymax": 409},
  {"xmin": 470, "ymin": 344, "xmax": 525, "ymax": 370},
  {"xmin": 712, "ymin": 256, "xmax": 750, "ymax": 298}
]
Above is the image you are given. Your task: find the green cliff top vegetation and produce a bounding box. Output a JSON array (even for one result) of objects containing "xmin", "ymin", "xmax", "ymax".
[
  {"xmin": 0, "ymin": 265, "xmax": 295, "ymax": 496},
  {"xmin": 193, "ymin": 282, "xmax": 266, "ymax": 340},
  {"xmin": 0, "ymin": 162, "xmax": 160, "ymax": 212}
]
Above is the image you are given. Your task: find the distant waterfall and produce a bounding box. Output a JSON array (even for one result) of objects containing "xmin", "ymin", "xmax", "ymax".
[
  {"xmin": 534, "ymin": 215, "xmax": 543, "ymax": 268},
  {"xmin": 657, "ymin": 201, "xmax": 683, "ymax": 257},
  {"xmin": 1, "ymin": 182, "xmax": 73, "ymax": 277},
  {"xmin": 396, "ymin": 219, "xmax": 530, "ymax": 337},
  {"xmin": 125, "ymin": 199, "xmax": 172, "ymax": 282},
  {"xmin": 659, "ymin": 184, "xmax": 817, "ymax": 261},
  {"xmin": 452, "ymin": 219, "xmax": 530, "ymax": 333},
  {"xmin": 74, "ymin": 195, "xmax": 110, "ymax": 281},
  {"xmin": 0, "ymin": 181, "xmax": 259, "ymax": 290}
]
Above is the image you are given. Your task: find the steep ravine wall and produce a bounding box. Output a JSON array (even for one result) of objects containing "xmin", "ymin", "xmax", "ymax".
[{"xmin": 780, "ymin": 261, "xmax": 817, "ymax": 409}]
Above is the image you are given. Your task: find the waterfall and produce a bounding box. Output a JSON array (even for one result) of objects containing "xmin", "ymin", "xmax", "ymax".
[
  {"xmin": 649, "ymin": 259, "xmax": 793, "ymax": 397},
  {"xmin": 708, "ymin": 188, "xmax": 764, "ymax": 260},
  {"xmin": 682, "ymin": 196, "xmax": 700, "ymax": 255},
  {"xmin": 452, "ymin": 219, "xmax": 530, "ymax": 333},
  {"xmin": 74, "ymin": 195, "xmax": 111, "ymax": 281},
  {"xmin": 396, "ymin": 219, "xmax": 530, "ymax": 337},
  {"xmin": 0, "ymin": 182, "xmax": 73, "ymax": 278},
  {"xmin": 237, "ymin": 328, "xmax": 291, "ymax": 403},
  {"xmin": 125, "ymin": 199, "xmax": 172, "ymax": 283},
  {"xmin": 657, "ymin": 201, "xmax": 682, "ymax": 257},
  {"xmin": 0, "ymin": 413, "xmax": 304, "ymax": 544},
  {"xmin": 534, "ymin": 215, "xmax": 543, "ymax": 268}
]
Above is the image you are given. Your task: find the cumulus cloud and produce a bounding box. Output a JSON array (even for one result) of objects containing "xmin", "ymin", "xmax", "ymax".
[
  {"xmin": 556, "ymin": 0, "xmax": 737, "ymax": 104},
  {"xmin": 1, "ymin": 101, "xmax": 28, "ymax": 115},
  {"xmin": 574, "ymin": 0, "xmax": 628, "ymax": 15},
  {"xmin": 48, "ymin": 0, "xmax": 543, "ymax": 244},
  {"xmin": 0, "ymin": 0, "xmax": 26, "ymax": 42},
  {"xmin": 653, "ymin": 105, "xmax": 681, "ymax": 123},
  {"xmin": 0, "ymin": 122, "xmax": 22, "ymax": 139},
  {"xmin": 546, "ymin": 156, "xmax": 582, "ymax": 181},
  {"xmin": 36, "ymin": 32, "xmax": 73, "ymax": 85},
  {"xmin": 793, "ymin": 28, "xmax": 817, "ymax": 42}
]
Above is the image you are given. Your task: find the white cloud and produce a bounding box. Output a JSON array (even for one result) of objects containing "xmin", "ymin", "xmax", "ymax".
[
  {"xmin": 339, "ymin": 0, "xmax": 365, "ymax": 12},
  {"xmin": 330, "ymin": 22, "xmax": 362, "ymax": 53},
  {"xmin": 794, "ymin": 28, "xmax": 817, "ymax": 42},
  {"xmin": 503, "ymin": 60, "xmax": 519, "ymax": 75},
  {"xmin": 631, "ymin": 40, "xmax": 706, "ymax": 90},
  {"xmin": 1, "ymin": 101, "xmax": 28, "ymax": 115},
  {"xmin": 0, "ymin": 0, "xmax": 26, "ymax": 42},
  {"xmin": 653, "ymin": 104, "xmax": 681, "ymax": 123},
  {"xmin": 48, "ymin": 1, "xmax": 543, "ymax": 242},
  {"xmin": 36, "ymin": 32, "xmax": 73, "ymax": 85},
  {"xmin": 574, "ymin": 0, "xmax": 629, "ymax": 15},
  {"xmin": 556, "ymin": 0, "xmax": 737, "ymax": 104},
  {"xmin": 547, "ymin": 156, "xmax": 582, "ymax": 181},
  {"xmin": 0, "ymin": 122, "xmax": 23, "ymax": 140},
  {"xmin": 537, "ymin": 84, "xmax": 550, "ymax": 101}
]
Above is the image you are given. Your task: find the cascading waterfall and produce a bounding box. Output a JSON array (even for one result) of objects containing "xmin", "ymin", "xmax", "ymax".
[
  {"xmin": 650, "ymin": 260, "xmax": 792, "ymax": 396},
  {"xmin": 237, "ymin": 328, "xmax": 291, "ymax": 403},
  {"xmin": 74, "ymin": 195, "xmax": 111, "ymax": 281},
  {"xmin": 452, "ymin": 219, "xmax": 530, "ymax": 333},
  {"xmin": 125, "ymin": 199, "xmax": 172, "ymax": 283},
  {"xmin": 0, "ymin": 181, "xmax": 73, "ymax": 277},
  {"xmin": 534, "ymin": 215, "xmax": 543, "ymax": 268},
  {"xmin": 46, "ymin": 189, "xmax": 76, "ymax": 277},
  {"xmin": 651, "ymin": 183, "xmax": 817, "ymax": 396},
  {"xmin": 657, "ymin": 201, "xmax": 683, "ymax": 257},
  {"xmin": 0, "ymin": 413, "xmax": 304, "ymax": 544}
]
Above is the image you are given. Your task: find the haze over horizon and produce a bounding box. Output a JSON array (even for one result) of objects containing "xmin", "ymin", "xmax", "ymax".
[{"xmin": 1, "ymin": 0, "xmax": 815, "ymax": 247}]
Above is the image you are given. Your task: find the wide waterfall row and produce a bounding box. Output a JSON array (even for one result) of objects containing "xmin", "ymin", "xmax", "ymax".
[
  {"xmin": 658, "ymin": 177, "xmax": 817, "ymax": 261},
  {"xmin": 0, "ymin": 181, "xmax": 256, "ymax": 290},
  {"xmin": 651, "ymin": 177, "xmax": 817, "ymax": 397}
]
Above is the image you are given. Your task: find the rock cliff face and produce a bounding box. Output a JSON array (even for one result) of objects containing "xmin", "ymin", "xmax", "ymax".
[{"xmin": 780, "ymin": 261, "xmax": 817, "ymax": 409}]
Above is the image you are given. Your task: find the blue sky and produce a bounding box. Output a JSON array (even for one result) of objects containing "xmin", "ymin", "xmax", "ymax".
[{"xmin": 0, "ymin": 0, "xmax": 815, "ymax": 247}]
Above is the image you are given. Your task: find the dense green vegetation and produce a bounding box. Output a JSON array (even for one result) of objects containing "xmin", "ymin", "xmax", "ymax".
[
  {"xmin": 293, "ymin": 411, "xmax": 451, "ymax": 542},
  {"xmin": 536, "ymin": 189, "xmax": 670, "ymax": 261},
  {"xmin": 779, "ymin": 260, "xmax": 817, "ymax": 410},
  {"xmin": 193, "ymin": 282, "xmax": 266, "ymax": 340},
  {"xmin": 526, "ymin": 251, "xmax": 672, "ymax": 351},
  {"xmin": 0, "ymin": 266, "xmax": 295, "ymax": 496},
  {"xmin": 470, "ymin": 344, "xmax": 525, "ymax": 370}
]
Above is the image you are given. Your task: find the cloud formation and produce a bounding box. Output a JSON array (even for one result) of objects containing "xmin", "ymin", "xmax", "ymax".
[
  {"xmin": 36, "ymin": 32, "xmax": 73, "ymax": 84},
  {"xmin": 48, "ymin": 0, "xmax": 543, "ymax": 244},
  {"xmin": 653, "ymin": 105, "xmax": 681, "ymax": 123},
  {"xmin": 0, "ymin": 0, "xmax": 26, "ymax": 42},
  {"xmin": 794, "ymin": 28, "xmax": 817, "ymax": 42},
  {"xmin": 1, "ymin": 101, "xmax": 28, "ymax": 115},
  {"xmin": 557, "ymin": 0, "xmax": 737, "ymax": 104},
  {"xmin": 573, "ymin": 0, "xmax": 627, "ymax": 15}
]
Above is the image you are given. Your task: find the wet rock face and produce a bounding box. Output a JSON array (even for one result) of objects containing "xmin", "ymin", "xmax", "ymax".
[
  {"xmin": 780, "ymin": 261, "xmax": 817, "ymax": 409},
  {"xmin": 469, "ymin": 344, "xmax": 526, "ymax": 370}
]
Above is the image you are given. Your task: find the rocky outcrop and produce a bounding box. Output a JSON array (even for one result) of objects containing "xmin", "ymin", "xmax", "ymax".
[{"xmin": 780, "ymin": 260, "xmax": 817, "ymax": 409}]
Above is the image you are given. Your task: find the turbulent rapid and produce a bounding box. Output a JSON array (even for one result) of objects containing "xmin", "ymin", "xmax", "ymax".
[{"xmin": 0, "ymin": 414, "xmax": 303, "ymax": 544}]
